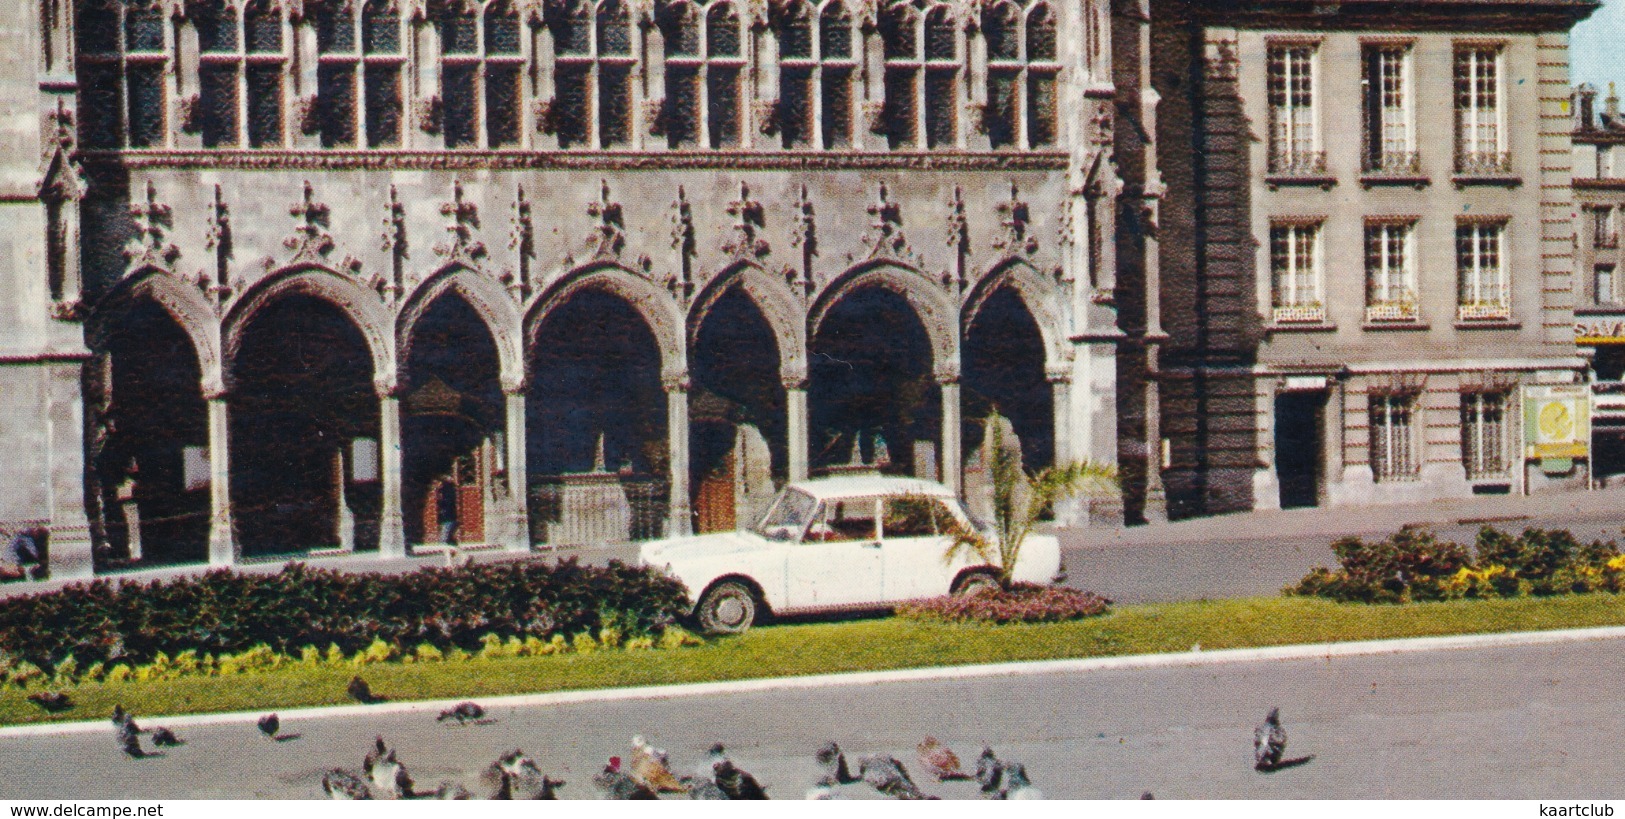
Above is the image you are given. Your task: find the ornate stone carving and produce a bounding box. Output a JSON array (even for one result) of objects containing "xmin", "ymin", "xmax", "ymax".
[
  {"xmin": 645, "ymin": 98, "xmax": 667, "ymax": 137},
  {"xmin": 1090, "ymin": 104, "xmax": 1114, "ymax": 146},
  {"xmin": 433, "ymin": 179, "xmax": 487, "ymax": 267},
  {"xmin": 754, "ymin": 99, "xmax": 780, "ymax": 137},
  {"xmin": 415, "ymin": 96, "xmax": 443, "ymax": 135},
  {"xmin": 534, "ymin": 98, "xmax": 558, "ymax": 135},
  {"xmin": 943, "ymin": 184, "xmax": 968, "ymax": 291},
  {"xmin": 992, "ymin": 181, "xmax": 1037, "ymax": 257},
  {"xmin": 668, "ymin": 185, "xmax": 695, "ymax": 298},
  {"xmin": 722, "ymin": 181, "xmax": 769, "ymax": 260},
  {"xmin": 42, "ymin": 99, "xmax": 75, "ymax": 160},
  {"xmin": 584, "ymin": 179, "xmax": 627, "ymax": 260},
  {"xmin": 858, "ymin": 181, "xmax": 912, "ymax": 261},
  {"xmin": 377, "ymin": 184, "xmax": 408, "ymax": 296},
  {"xmin": 178, "ymin": 94, "xmax": 202, "ymax": 134},
  {"xmin": 203, "ymin": 183, "xmax": 234, "ymax": 300},
  {"xmin": 506, "ymin": 183, "xmax": 535, "ymax": 298},
  {"xmin": 861, "ymin": 100, "xmax": 887, "ymax": 136},
  {"xmin": 293, "ymin": 95, "xmax": 320, "ymax": 136},
  {"xmin": 123, "ymin": 180, "xmax": 180, "ymax": 275},
  {"xmin": 964, "ymin": 100, "xmax": 987, "ymax": 136},
  {"xmin": 85, "ymin": 150, "xmax": 1069, "ymax": 173},
  {"xmin": 787, "ymin": 183, "xmax": 816, "ymax": 294},
  {"xmin": 281, "ymin": 180, "xmax": 337, "ymax": 266}
]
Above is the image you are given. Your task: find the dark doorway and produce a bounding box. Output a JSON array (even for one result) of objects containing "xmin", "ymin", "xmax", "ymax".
[
  {"xmin": 810, "ymin": 286, "xmax": 938, "ymax": 475},
  {"xmin": 963, "ymin": 285, "xmax": 1053, "ymax": 473},
  {"xmin": 1596, "ymin": 346, "xmax": 1625, "ymax": 382},
  {"xmin": 1275, "ymin": 391, "xmax": 1325, "ymax": 509},
  {"xmin": 691, "ymin": 285, "xmax": 787, "ymax": 532}
]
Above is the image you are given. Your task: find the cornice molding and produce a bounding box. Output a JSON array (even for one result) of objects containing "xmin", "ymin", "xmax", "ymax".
[{"xmin": 76, "ymin": 149, "xmax": 1071, "ymax": 173}]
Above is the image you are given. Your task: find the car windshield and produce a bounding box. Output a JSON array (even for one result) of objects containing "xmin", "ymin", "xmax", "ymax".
[{"xmin": 753, "ymin": 488, "xmax": 818, "ymax": 541}]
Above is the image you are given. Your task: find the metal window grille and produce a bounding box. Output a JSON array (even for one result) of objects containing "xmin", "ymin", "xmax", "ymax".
[
  {"xmin": 1461, "ymin": 391, "xmax": 1508, "ymax": 480},
  {"xmin": 1370, "ymin": 394, "xmax": 1417, "ymax": 482}
]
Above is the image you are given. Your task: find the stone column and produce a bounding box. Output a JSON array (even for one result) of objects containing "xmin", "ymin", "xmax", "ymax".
[
  {"xmin": 503, "ymin": 387, "xmax": 530, "ymax": 551},
  {"xmin": 206, "ymin": 393, "xmax": 235, "ymax": 565},
  {"xmin": 939, "ymin": 374, "xmax": 962, "ymax": 494},
  {"xmin": 1047, "ymin": 366, "xmax": 1073, "ymax": 465},
  {"xmin": 784, "ymin": 372, "xmax": 809, "ymax": 482},
  {"xmin": 666, "ymin": 374, "xmax": 693, "ymax": 537},
  {"xmin": 378, "ymin": 390, "xmax": 407, "ymax": 558},
  {"xmin": 335, "ymin": 448, "xmax": 355, "ymax": 552}
]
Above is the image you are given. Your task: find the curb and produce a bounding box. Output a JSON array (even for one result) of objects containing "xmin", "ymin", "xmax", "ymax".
[{"xmin": 7, "ymin": 623, "xmax": 1625, "ymax": 739}]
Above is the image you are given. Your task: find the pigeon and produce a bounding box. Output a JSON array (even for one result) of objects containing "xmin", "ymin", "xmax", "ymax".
[
  {"xmin": 27, "ymin": 692, "xmax": 72, "ymax": 712},
  {"xmin": 593, "ymin": 757, "xmax": 659, "ymax": 800},
  {"xmin": 112, "ymin": 705, "xmax": 142, "ymax": 735},
  {"xmin": 437, "ymin": 701, "xmax": 487, "ymax": 724},
  {"xmin": 322, "ymin": 769, "xmax": 373, "ymax": 800},
  {"xmin": 917, "ymin": 736, "xmax": 972, "ymax": 781},
  {"xmin": 709, "ymin": 743, "xmax": 768, "ymax": 800},
  {"xmin": 974, "ymin": 746, "xmax": 1004, "ymax": 795},
  {"xmin": 681, "ymin": 775, "xmax": 728, "ymax": 800},
  {"xmin": 1254, "ymin": 707, "xmax": 1287, "ymax": 772},
  {"xmin": 492, "ymin": 750, "xmax": 565, "ymax": 800},
  {"xmin": 804, "ymin": 776, "xmax": 845, "ymax": 800},
  {"xmin": 348, "ymin": 675, "xmax": 381, "ymax": 704},
  {"xmin": 483, "ymin": 768, "xmax": 515, "ymax": 800},
  {"xmin": 431, "ymin": 782, "xmax": 472, "ymax": 800},
  {"xmin": 815, "ymin": 742, "xmax": 859, "ymax": 785},
  {"xmin": 630, "ymin": 735, "xmax": 688, "ymax": 793},
  {"xmin": 1141, "ymin": 792, "xmax": 1156, "ymax": 799},
  {"xmin": 118, "ymin": 729, "xmax": 146, "ymax": 759},
  {"xmin": 150, "ymin": 727, "xmax": 182, "ymax": 747},
  {"xmin": 994, "ymin": 762, "xmax": 1043, "ymax": 800},
  {"xmin": 858, "ymin": 754, "xmax": 934, "ymax": 800},
  {"xmin": 257, "ymin": 713, "xmax": 279, "ymax": 740},
  {"xmin": 534, "ymin": 776, "xmax": 566, "ymax": 800},
  {"xmin": 364, "ymin": 746, "xmax": 414, "ymax": 798},
  {"xmin": 363, "ymin": 736, "xmax": 391, "ymax": 773}
]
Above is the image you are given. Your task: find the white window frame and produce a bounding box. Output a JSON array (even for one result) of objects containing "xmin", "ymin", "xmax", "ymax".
[
  {"xmin": 1270, "ymin": 221, "xmax": 1324, "ymax": 323},
  {"xmin": 1363, "ymin": 44, "xmax": 1415, "ymax": 173},
  {"xmin": 1461, "ymin": 391, "xmax": 1509, "ymax": 481},
  {"xmin": 1454, "ymin": 45, "xmax": 1508, "ymax": 173},
  {"xmin": 1457, "ymin": 221, "xmax": 1510, "ymax": 321},
  {"xmin": 1365, "ymin": 221, "xmax": 1418, "ymax": 322},
  {"xmin": 1370, "ymin": 393, "xmax": 1419, "ymax": 483},
  {"xmin": 1267, "ymin": 42, "xmax": 1321, "ymax": 174}
]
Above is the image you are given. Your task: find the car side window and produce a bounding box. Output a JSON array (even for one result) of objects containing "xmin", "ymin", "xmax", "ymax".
[
  {"xmin": 805, "ymin": 499, "xmax": 878, "ymax": 543},
  {"xmin": 883, "ymin": 497, "xmax": 946, "ymax": 538}
]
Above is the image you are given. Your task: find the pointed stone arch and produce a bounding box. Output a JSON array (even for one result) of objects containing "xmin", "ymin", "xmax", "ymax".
[
  {"xmin": 688, "ymin": 260, "xmax": 806, "ymax": 379},
  {"xmin": 400, "ymin": 265, "xmax": 525, "ymax": 392},
  {"xmin": 91, "ymin": 269, "xmax": 224, "ymax": 394},
  {"xmin": 963, "ymin": 257, "xmax": 1067, "ymax": 369},
  {"xmin": 526, "ymin": 263, "xmax": 688, "ymax": 380},
  {"xmin": 224, "ymin": 266, "xmax": 397, "ymax": 393},
  {"xmin": 810, "ymin": 260, "xmax": 958, "ymax": 378}
]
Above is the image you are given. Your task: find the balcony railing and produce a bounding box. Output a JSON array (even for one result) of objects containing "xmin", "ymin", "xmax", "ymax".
[
  {"xmin": 1455, "ymin": 151, "xmax": 1513, "ymax": 176},
  {"xmin": 1457, "ymin": 300, "xmax": 1511, "ymax": 322},
  {"xmin": 1268, "ymin": 150, "xmax": 1329, "ymax": 177},
  {"xmin": 1363, "ymin": 151, "xmax": 1422, "ymax": 176},
  {"xmin": 1365, "ymin": 301, "xmax": 1419, "ymax": 322},
  {"xmin": 1272, "ymin": 303, "xmax": 1326, "ymax": 324}
]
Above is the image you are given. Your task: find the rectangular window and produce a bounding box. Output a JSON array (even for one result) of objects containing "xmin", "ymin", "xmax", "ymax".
[
  {"xmin": 1267, "ymin": 44, "xmax": 1319, "ymax": 174},
  {"xmin": 1370, "ymin": 394, "xmax": 1418, "ymax": 482},
  {"xmin": 781, "ymin": 66, "xmax": 814, "ymax": 148},
  {"xmin": 1455, "ymin": 47, "xmax": 1506, "ymax": 174},
  {"xmin": 199, "ymin": 63, "xmax": 241, "ymax": 147},
  {"xmin": 363, "ymin": 66, "xmax": 402, "ymax": 147},
  {"xmin": 80, "ymin": 63, "xmax": 125, "ymax": 148},
  {"xmin": 1365, "ymin": 222, "xmax": 1417, "ymax": 322},
  {"xmin": 555, "ymin": 63, "xmax": 591, "ymax": 148},
  {"xmin": 883, "ymin": 67, "xmax": 917, "ymax": 149},
  {"xmin": 1595, "ymin": 206, "xmax": 1619, "ymax": 248},
  {"xmin": 126, "ymin": 62, "xmax": 167, "ymax": 148},
  {"xmin": 821, "ymin": 66, "xmax": 852, "ymax": 148},
  {"xmin": 666, "ymin": 64, "xmax": 702, "ymax": 148},
  {"xmin": 987, "ymin": 70, "xmax": 1018, "ymax": 150},
  {"xmin": 1027, "ymin": 72, "xmax": 1057, "ymax": 148},
  {"xmin": 1598, "ymin": 264, "xmax": 1618, "ymax": 305},
  {"xmin": 246, "ymin": 63, "xmax": 284, "ymax": 148},
  {"xmin": 317, "ymin": 63, "xmax": 357, "ymax": 147},
  {"xmin": 442, "ymin": 63, "xmax": 479, "ymax": 148},
  {"xmin": 485, "ymin": 63, "xmax": 522, "ymax": 147},
  {"xmin": 1457, "ymin": 222, "xmax": 1509, "ymax": 320},
  {"xmin": 707, "ymin": 65, "xmax": 742, "ymax": 147},
  {"xmin": 1461, "ymin": 391, "xmax": 1508, "ymax": 480},
  {"xmin": 1363, "ymin": 45, "xmax": 1414, "ymax": 174},
  {"xmin": 924, "ymin": 68, "xmax": 957, "ymax": 148},
  {"xmin": 599, "ymin": 63, "xmax": 632, "ymax": 147},
  {"xmin": 1270, "ymin": 222, "xmax": 1323, "ymax": 323}
]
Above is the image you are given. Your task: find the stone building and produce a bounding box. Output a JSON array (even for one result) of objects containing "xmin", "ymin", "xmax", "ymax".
[
  {"xmin": 1151, "ymin": 0, "xmax": 1597, "ymax": 516},
  {"xmin": 1571, "ymin": 82, "xmax": 1625, "ymax": 482},
  {"xmin": 1, "ymin": 0, "xmax": 1129, "ymax": 577}
]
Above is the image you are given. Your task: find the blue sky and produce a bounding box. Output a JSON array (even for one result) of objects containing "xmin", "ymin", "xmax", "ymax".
[{"xmin": 1573, "ymin": 0, "xmax": 1624, "ymax": 92}]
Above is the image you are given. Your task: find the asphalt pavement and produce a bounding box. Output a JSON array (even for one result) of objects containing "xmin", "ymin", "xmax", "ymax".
[{"xmin": 3, "ymin": 635, "xmax": 1622, "ymax": 799}]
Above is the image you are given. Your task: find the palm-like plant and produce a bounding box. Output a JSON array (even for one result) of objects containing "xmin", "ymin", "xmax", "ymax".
[{"xmin": 944, "ymin": 412, "xmax": 1118, "ymax": 587}]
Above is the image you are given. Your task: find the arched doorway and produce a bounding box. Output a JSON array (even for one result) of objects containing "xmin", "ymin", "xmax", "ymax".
[
  {"xmin": 401, "ymin": 293, "xmax": 503, "ymax": 547},
  {"xmin": 528, "ymin": 288, "xmax": 667, "ymax": 543},
  {"xmin": 690, "ymin": 286, "xmax": 786, "ymax": 532},
  {"xmin": 809, "ymin": 286, "xmax": 939, "ymax": 477},
  {"xmin": 93, "ymin": 298, "xmax": 209, "ymax": 566},
  {"xmin": 963, "ymin": 285, "xmax": 1054, "ymax": 471},
  {"xmin": 229, "ymin": 295, "xmax": 380, "ymax": 556}
]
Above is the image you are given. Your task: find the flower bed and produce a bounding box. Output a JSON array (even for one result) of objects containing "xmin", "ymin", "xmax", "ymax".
[
  {"xmin": 0, "ymin": 558, "xmax": 691, "ymax": 676},
  {"xmin": 896, "ymin": 583, "xmax": 1111, "ymax": 624}
]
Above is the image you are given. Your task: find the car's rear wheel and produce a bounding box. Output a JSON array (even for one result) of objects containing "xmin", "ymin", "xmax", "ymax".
[
  {"xmin": 696, "ymin": 581, "xmax": 759, "ymax": 635},
  {"xmin": 953, "ymin": 570, "xmax": 1001, "ymax": 598}
]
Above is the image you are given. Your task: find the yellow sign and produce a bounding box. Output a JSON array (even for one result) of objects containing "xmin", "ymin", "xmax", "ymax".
[{"xmin": 1523, "ymin": 384, "xmax": 1590, "ymax": 460}]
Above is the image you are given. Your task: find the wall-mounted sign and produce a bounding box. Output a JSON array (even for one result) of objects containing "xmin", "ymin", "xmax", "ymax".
[
  {"xmin": 1523, "ymin": 384, "xmax": 1590, "ymax": 461},
  {"xmin": 1574, "ymin": 315, "xmax": 1625, "ymax": 344}
]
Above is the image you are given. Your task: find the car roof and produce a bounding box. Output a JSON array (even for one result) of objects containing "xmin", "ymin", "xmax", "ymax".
[{"xmin": 786, "ymin": 475, "xmax": 957, "ymax": 501}]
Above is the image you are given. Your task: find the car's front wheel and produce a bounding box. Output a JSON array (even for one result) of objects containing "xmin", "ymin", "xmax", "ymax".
[
  {"xmin": 696, "ymin": 580, "xmax": 759, "ymax": 635},
  {"xmin": 953, "ymin": 570, "xmax": 1001, "ymax": 598}
]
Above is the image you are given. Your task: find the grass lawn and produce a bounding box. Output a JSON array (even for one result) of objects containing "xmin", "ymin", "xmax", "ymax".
[{"xmin": 5, "ymin": 592, "xmax": 1625, "ymax": 727}]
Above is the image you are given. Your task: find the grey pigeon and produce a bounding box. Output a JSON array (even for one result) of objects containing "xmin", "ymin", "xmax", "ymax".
[
  {"xmin": 593, "ymin": 757, "xmax": 658, "ymax": 800},
  {"xmin": 322, "ymin": 769, "xmax": 373, "ymax": 800},
  {"xmin": 815, "ymin": 742, "xmax": 859, "ymax": 784},
  {"xmin": 709, "ymin": 744, "xmax": 768, "ymax": 800},
  {"xmin": 859, "ymin": 754, "xmax": 935, "ymax": 800},
  {"xmin": 974, "ymin": 746, "xmax": 1003, "ymax": 795},
  {"xmin": 150, "ymin": 727, "xmax": 181, "ymax": 747},
  {"xmin": 804, "ymin": 775, "xmax": 845, "ymax": 800},
  {"xmin": 118, "ymin": 730, "xmax": 145, "ymax": 759},
  {"xmin": 431, "ymin": 782, "xmax": 472, "ymax": 800},
  {"xmin": 917, "ymin": 736, "xmax": 971, "ymax": 781},
  {"xmin": 1254, "ymin": 708, "xmax": 1287, "ymax": 771},
  {"xmin": 363, "ymin": 735, "xmax": 390, "ymax": 774},
  {"xmin": 493, "ymin": 750, "xmax": 564, "ymax": 799},
  {"xmin": 995, "ymin": 762, "xmax": 1043, "ymax": 800},
  {"xmin": 256, "ymin": 713, "xmax": 279, "ymax": 740},
  {"xmin": 437, "ymin": 701, "xmax": 487, "ymax": 724},
  {"xmin": 680, "ymin": 775, "xmax": 728, "ymax": 800},
  {"xmin": 365, "ymin": 748, "xmax": 414, "ymax": 798}
]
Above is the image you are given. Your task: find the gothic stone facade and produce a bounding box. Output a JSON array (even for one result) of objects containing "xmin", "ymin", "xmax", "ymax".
[{"xmin": 1, "ymin": 0, "xmax": 1129, "ymax": 577}]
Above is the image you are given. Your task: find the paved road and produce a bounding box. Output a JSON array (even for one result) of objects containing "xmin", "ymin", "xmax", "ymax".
[{"xmin": 3, "ymin": 636, "xmax": 1623, "ymax": 799}]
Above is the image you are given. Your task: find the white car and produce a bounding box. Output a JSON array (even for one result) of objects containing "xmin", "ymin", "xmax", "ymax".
[{"xmin": 638, "ymin": 475, "xmax": 1065, "ymax": 633}]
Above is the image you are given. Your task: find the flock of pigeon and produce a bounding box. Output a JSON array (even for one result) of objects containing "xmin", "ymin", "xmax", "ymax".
[{"xmin": 95, "ymin": 672, "xmax": 1310, "ymax": 799}]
